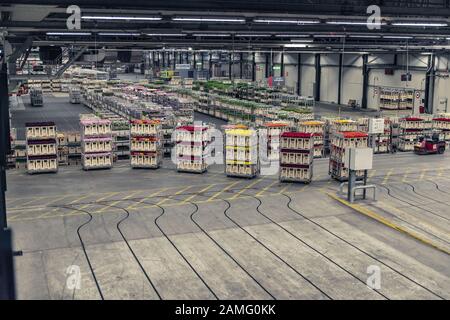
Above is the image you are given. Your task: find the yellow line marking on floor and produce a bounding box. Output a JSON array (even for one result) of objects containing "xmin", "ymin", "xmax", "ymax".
[
  {"xmin": 157, "ymin": 186, "xmax": 192, "ymax": 206},
  {"xmin": 78, "ymin": 191, "xmax": 119, "ymax": 210},
  {"xmin": 207, "ymin": 181, "xmax": 241, "ymax": 202},
  {"xmin": 278, "ymin": 184, "xmax": 290, "ymax": 194},
  {"xmin": 9, "ymin": 187, "xmax": 316, "ymax": 222},
  {"xmin": 231, "ymin": 179, "xmax": 262, "ymax": 200},
  {"xmin": 419, "ymin": 169, "xmax": 426, "ymax": 181},
  {"xmin": 382, "ymin": 168, "xmax": 393, "ymax": 185},
  {"xmin": 402, "ymin": 169, "xmax": 411, "ymax": 183},
  {"xmin": 6, "ymin": 181, "xmax": 233, "ymax": 205},
  {"xmin": 256, "ymin": 180, "xmax": 278, "ymax": 197},
  {"xmin": 369, "ymin": 170, "xmax": 377, "ymax": 179},
  {"xmin": 126, "ymin": 188, "xmax": 169, "ymax": 210},
  {"xmin": 183, "ymin": 184, "xmax": 216, "ymax": 204},
  {"xmin": 326, "ymin": 192, "xmax": 450, "ymax": 256},
  {"xmin": 98, "ymin": 190, "xmax": 142, "ymax": 213}
]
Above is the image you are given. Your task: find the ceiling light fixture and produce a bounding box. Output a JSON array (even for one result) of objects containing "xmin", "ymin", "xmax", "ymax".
[
  {"xmin": 254, "ymin": 18, "xmax": 320, "ymax": 24},
  {"xmin": 383, "ymin": 35, "xmax": 413, "ymax": 39},
  {"xmin": 275, "ymin": 34, "xmax": 311, "ymax": 38},
  {"xmin": 82, "ymin": 15, "xmax": 162, "ymax": 21},
  {"xmin": 327, "ymin": 21, "xmax": 387, "ymax": 26},
  {"xmin": 193, "ymin": 34, "xmax": 231, "ymax": 37},
  {"xmin": 98, "ymin": 33, "xmax": 141, "ymax": 36},
  {"xmin": 284, "ymin": 44, "xmax": 309, "ymax": 48},
  {"xmin": 146, "ymin": 33, "xmax": 186, "ymax": 37},
  {"xmin": 172, "ymin": 17, "xmax": 245, "ymax": 23},
  {"xmin": 391, "ymin": 22, "xmax": 448, "ymax": 27},
  {"xmin": 236, "ymin": 34, "xmax": 272, "ymax": 37},
  {"xmin": 349, "ymin": 35, "xmax": 382, "ymax": 38},
  {"xmin": 46, "ymin": 32, "xmax": 92, "ymax": 36}
]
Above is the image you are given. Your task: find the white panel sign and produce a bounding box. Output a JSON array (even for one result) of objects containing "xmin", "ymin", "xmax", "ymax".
[
  {"xmin": 368, "ymin": 118, "xmax": 385, "ymax": 134},
  {"xmin": 175, "ymin": 64, "xmax": 191, "ymax": 70},
  {"xmin": 344, "ymin": 148, "xmax": 373, "ymax": 171}
]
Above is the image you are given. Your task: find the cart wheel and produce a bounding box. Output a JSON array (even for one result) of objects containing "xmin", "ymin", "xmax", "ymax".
[{"xmin": 438, "ymin": 147, "xmax": 445, "ymax": 154}]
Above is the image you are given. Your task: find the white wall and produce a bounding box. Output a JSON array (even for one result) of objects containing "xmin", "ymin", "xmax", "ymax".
[{"xmin": 300, "ymin": 54, "xmax": 315, "ymax": 97}]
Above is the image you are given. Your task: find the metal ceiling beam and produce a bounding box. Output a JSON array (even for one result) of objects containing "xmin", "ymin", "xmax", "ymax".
[{"xmin": 5, "ymin": 1, "xmax": 450, "ymax": 16}]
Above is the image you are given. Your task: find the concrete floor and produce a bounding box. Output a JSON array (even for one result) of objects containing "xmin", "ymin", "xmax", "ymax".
[
  {"xmin": 5, "ymin": 92, "xmax": 449, "ymax": 300},
  {"xmin": 5, "ymin": 151, "xmax": 450, "ymax": 300}
]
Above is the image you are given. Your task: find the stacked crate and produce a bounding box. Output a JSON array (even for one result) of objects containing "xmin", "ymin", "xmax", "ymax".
[
  {"xmin": 325, "ymin": 119, "xmax": 358, "ymax": 155},
  {"xmin": 25, "ymin": 122, "xmax": 58, "ymax": 174},
  {"xmin": 280, "ymin": 132, "xmax": 314, "ymax": 183},
  {"xmin": 260, "ymin": 122, "xmax": 289, "ymax": 161},
  {"xmin": 329, "ymin": 132, "xmax": 368, "ymax": 181},
  {"xmin": 398, "ymin": 117, "xmax": 432, "ymax": 151},
  {"xmin": 175, "ymin": 125, "xmax": 211, "ymax": 173},
  {"xmin": 69, "ymin": 87, "xmax": 81, "ymax": 104},
  {"xmin": 433, "ymin": 117, "xmax": 450, "ymax": 142},
  {"xmin": 29, "ymin": 87, "xmax": 43, "ymax": 107},
  {"xmin": 57, "ymin": 133, "xmax": 68, "ymax": 165},
  {"xmin": 130, "ymin": 120, "xmax": 162, "ymax": 169},
  {"xmin": 225, "ymin": 129, "xmax": 259, "ymax": 178},
  {"xmin": 80, "ymin": 117, "xmax": 113, "ymax": 170},
  {"xmin": 298, "ymin": 120, "xmax": 325, "ymax": 158}
]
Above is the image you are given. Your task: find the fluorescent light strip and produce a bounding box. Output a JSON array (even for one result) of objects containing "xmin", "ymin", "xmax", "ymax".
[
  {"xmin": 46, "ymin": 32, "xmax": 92, "ymax": 36},
  {"xmin": 146, "ymin": 33, "xmax": 186, "ymax": 37},
  {"xmin": 172, "ymin": 17, "xmax": 245, "ymax": 23},
  {"xmin": 82, "ymin": 16, "xmax": 161, "ymax": 21},
  {"xmin": 290, "ymin": 39, "xmax": 314, "ymax": 43},
  {"xmin": 314, "ymin": 34, "xmax": 346, "ymax": 38},
  {"xmin": 383, "ymin": 35, "xmax": 413, "ymax": 39},
  {"xmin": 284, "ymin": 44, "xmax": 308, "ymax": 48},
  {"xmin": 349, "ymin": 35, "xmax": 382, "ymax": 38},
  {"xmin": 236, "ymin": 34, "xmax": 272, "ymax": 37},
  {"xmin": 391, "ymin": 22, "xmax": 447, "ymax": 27},
  {"xmin": 98, "ymin": 33, "xmax": 141, "ymax": 36},
  {"xmin": 193, "ymin": 34, "xmax": 231, "ymax": 37},
  {"xmin": 327, "ymin": 21, "xmax": 387, "ymax": 26},
  {"xmin": 275, "ymin": 34, "xmax": 310, "ymax": 38},
  {"xmin": 254, "ymin": 19, "xmax": 320, "ymax": 24}
]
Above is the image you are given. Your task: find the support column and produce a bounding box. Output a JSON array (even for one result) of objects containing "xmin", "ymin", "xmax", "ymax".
[
  {"xmin": 314, "ymin": 53, "xmax": 321, "ymax": 102},
  {"xmin": 240, "ymin": 53, "xmax": 243, "ymax": 79},
  {"xmin": 229, "ymin": 53, "xmax": 232, "ymax": 80},
  {"xmin": 280, "ymin": 52, "xmax": 285, "ymax": 78},
  {"xmin": 424, "ymin": 54, "xmax": 436, "ymax": 114},
  {"xmin": 201, "ymin": 53, "xmax": 204, "ymax": 71},
  {"xmin": 362, "ymin": 54, "xmax": 369, "ymax": 109},
  {"xmin": 338, "ymin": 53, "xmax": 343, "ymax": 105},
  {"xmin": 297, "ymin": 53, "xmax": 301, "ymax": 95},
  {"xmin": 252, "ymin": 52, "xmax": 256, "ymax": 82},
  {"xmin": 162, "ymin": 52, "xmax": 166, "ymax": 68},
  {"xmin": 265, "ymin": 53, "xmax": 269, "ymax": 78},
  {"xmin": 0, "ymin": 63, "xmax": 9, "ymax": 230},
  {"xmin": 209, "ymin": 53, "xmax": 213, "ymax": 79}
]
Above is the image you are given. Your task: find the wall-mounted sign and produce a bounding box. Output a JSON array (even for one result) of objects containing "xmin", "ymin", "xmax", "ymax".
[
  {"xmin": 273, "ymin": 66, "xmax": 281, "ymax": 70},
  {"xmin": 175, "ymin": 64, "xmax": 191, "ymax": 70}
]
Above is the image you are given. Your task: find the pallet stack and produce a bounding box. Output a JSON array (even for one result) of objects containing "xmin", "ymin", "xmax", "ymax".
[
  {"xmin": 398, "ymin": 117, "xmax": 432, "ymax": 151},
  {"xmin": 329, "ymin": 131, "xmax": 368, "ymax": 181},
  {"xmin": 298, "ymin": 120, "xmax": 325, "ymax": 158},
  {"xmin": 260, "ymin": 122, "xmax": 289, "ymax": 161},
  {"xmin": 69, "ymin": 87, "xmax": 81, "ymax": 104},
  {"xmin": 80, "ymin": 116, "xmax": 113, "ymax": 170},
  {"xmin": 280, "ymin": 132, "xmax": 314, "ymax": 183},
  {"xmin": 25, "ymin": 122, "xmax": 58, "ymax": 174},
  {"xmin": 130, "ymin": 119, "xmax": 162, "ymax": 169},
  {"xmin": 175, "ymin": 125, "xmax": 211, "ymax": 173},
  {"xmin": 325, "ymin": 119, "xmax": 358, "ymax": 155},
  {"xmin": 225, "ymin": 128, "xmax": 259, "ymax": 178},
  {"xmin": 29, "ymin": 87, "xmax": 43, "ymax": 107},
  {"xmin": 433, "ymin": 116, "xmax": 450, "ymax": 142}
]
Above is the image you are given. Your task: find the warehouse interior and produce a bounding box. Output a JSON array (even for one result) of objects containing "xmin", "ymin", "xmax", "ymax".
[{"xmin": 0, "ymin": 1, "xmax": 449, "ymax": 301}]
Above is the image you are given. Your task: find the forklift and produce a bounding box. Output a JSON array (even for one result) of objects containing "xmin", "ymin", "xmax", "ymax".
[{"xmin": 414, "ymin": 133, "xmax": 446, "ymax": 155}]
